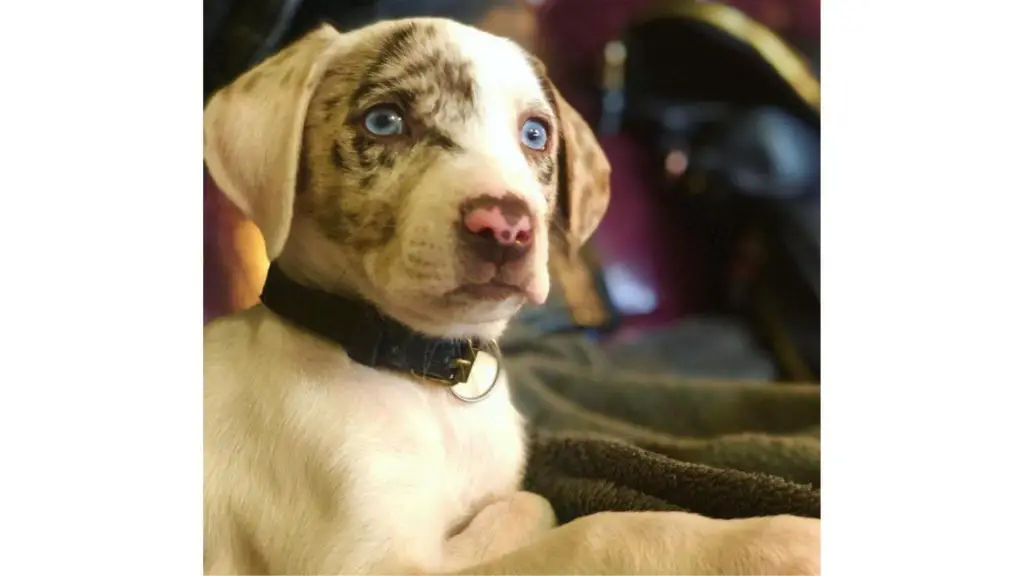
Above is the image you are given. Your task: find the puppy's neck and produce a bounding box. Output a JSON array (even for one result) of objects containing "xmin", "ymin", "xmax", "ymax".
[
  {"xmin": 273, "ymin": 253, "xmax": 361, "ymax": 302},
  {"xmin": 260, "ymin": 264, "xmax": 507, "ymax": 388}
]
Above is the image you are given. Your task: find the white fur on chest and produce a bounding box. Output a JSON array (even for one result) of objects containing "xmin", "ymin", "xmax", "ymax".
[
  {"xmin": 204, "ymin": 307, "xmax": 527, "ymax": 573},
  {"xmin": 314, "ymin": 352, "xmax": 526, "ymax": 526}
]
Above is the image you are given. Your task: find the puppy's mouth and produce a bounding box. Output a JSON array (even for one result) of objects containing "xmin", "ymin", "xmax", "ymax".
[{"xmin": 448, "ymin": 281, "xmax": 526, "ymax": 301}]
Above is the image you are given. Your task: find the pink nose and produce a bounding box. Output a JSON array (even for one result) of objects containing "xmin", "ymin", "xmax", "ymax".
[
  {"xmin": 464, "ymin": 207, "xmax": 533, "ymax": 245},
  {"xmin": 460, "ymin": 195, "xmax": 534, "ymax": 264}
]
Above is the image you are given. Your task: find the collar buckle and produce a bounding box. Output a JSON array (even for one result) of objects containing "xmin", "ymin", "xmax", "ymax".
[
  {"xmin": 418, "ymin": 340, "xmax": 478, "ymax": 385},
  {"xmin": 450, "ymin": 340, "xmax": 481, "ymax": 384}
]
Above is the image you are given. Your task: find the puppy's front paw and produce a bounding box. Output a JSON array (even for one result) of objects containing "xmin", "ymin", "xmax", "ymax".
[
  {"xmin": 726, "ymin": 515, "xmax": 821, "ymax": 575},
  {"xmin": 446, "ymin": 492, "xmax": 558, "ymax": 569},
  {"xmin": 504, "ymin": 491, "xmax": 558, "ymax": 534}
]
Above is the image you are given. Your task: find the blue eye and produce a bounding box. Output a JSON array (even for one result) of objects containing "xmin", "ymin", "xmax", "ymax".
[
  {"xmin": 520, "ymin": 118, "xmax": 549, "ymax": 151},
  {"xmin": 363, "ymin": 105, "xmax": 404, "ymax": 137}
]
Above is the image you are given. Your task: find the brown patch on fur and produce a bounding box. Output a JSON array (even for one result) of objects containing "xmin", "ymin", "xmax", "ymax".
[
  {"xmin": 350, "ymin": 204, "xmax": 398, "ymax": 251},
  {"xmin": 307, "ymin": 190, "xmax": 397, "ymax": 251},
  {"xmin": 364, "ymin": 22, "xmax": 419, "ymax": 81},
  {"xmin": 359, "ymin": 174, "xmax": 377, "ymax": 190},
  {"xmin": 330, "ymin": 142, "xmax": 346, "ymax": 170},
  {"xmin": 533, "ymin": 155, "xmax": 556, "ymax": 186},
  {"xmin": 424, "ymin": 129, "xmax": 460, "ymax": 151},
  {"xmin": 349, "ymin": 24, "xmax": 477, "ymax": 132},
  {"xmin": 377, "ymin": 149, "xmax": 398, "ymax": 168},
  {"xmin": 321, "ymin": 95, "xmax": 343, "ymax": 120},
  {"xmin": 437, "ymin": 60, "xmax": 476, "ymax": 119},
  {"xmin": 296, "ymin": 20, "xmax": 483, "ymax": 257},
  {"xmin": 347, "ymin": 22, "xmax": 422, "ymax": 108}
]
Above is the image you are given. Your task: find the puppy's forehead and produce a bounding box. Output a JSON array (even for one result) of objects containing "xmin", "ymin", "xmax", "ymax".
[
  {"xmin": 337, "ymin": 19, "xmax": 551, "ymax": 119},
  {"xmin": 440, "ymin": 21, "xmax": 551, "ymax": 109}
]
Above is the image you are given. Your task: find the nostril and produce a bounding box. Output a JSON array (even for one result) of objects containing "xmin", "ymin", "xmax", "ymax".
[
  {"xmin": 490, "ymin": 227, "xmax": 531, "ymax": 245},
  {"xmin": 463, "ymin": 208, "xmax": 502, "ymax": 237},
  {"xmin": 471, "ymin": 225, "xmax": 495, "ymax": 239}
]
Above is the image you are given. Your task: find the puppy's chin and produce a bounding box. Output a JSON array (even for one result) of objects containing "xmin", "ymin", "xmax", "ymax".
[
  {"xmin": 399, "ymin": 263, "xmax": 550, "ymax": 338},
  {"xmin": 373, "ymin": 289, "xmax": 523, "ymax": 340},
  {"xmin": 458, "ymin": 260, "xmax": 551, "ymax": 306},
  {"xmin": 446, "ymin": 291, "xmax": 527, "ymax": 319}
]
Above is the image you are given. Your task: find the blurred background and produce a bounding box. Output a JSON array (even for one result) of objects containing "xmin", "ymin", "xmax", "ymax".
[{"xmin": 204, "ymin": 0, "xmax": 821, "ymax": 384}]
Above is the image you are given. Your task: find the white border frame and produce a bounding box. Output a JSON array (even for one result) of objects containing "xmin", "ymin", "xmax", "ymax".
[{"xmin": 2, "ymin": 0, "xmax": 1023, "ymax": 573}]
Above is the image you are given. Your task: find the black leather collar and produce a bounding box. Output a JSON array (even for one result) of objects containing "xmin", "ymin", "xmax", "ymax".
[{"xmin": 259, "ymin": 264, "xmax": 481, "ymax": 385}]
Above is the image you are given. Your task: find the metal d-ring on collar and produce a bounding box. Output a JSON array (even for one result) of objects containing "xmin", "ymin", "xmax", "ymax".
[{"xmin": 446, "ymin": 339, "xmax": 504, "ymax": 403}]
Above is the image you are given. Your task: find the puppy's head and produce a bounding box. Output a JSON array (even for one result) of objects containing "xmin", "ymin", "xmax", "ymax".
[{"xmin": 204, "ymin": 19, "xmax": 610, "ymax": 339}]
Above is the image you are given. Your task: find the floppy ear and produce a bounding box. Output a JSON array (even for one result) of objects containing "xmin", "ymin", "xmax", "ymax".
[
  {"xmin": 551, "ymin": 85, "xmax": 611, "ymax": 253},
  {"xmin": 203, "ymin": 25, "xmax": 341, "ymax": 260}
]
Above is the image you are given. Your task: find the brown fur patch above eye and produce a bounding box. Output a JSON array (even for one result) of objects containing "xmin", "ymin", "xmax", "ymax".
[
  {"xmin": 437, "ymin": 60, "xmax": 476, "ymax": 118},
  {"xmin": 351, "ymin": 29, "xmax": 477, "ymax": 125},
  {"xmin": 383, "ymin": 57, "xmax": 438, "ymax": 88},
  {"xmin": 375, "ymin": 23, "xmax": 418, "ymax": 65},
  {"xmin": 353, "ymin": 22, "xmax": 422, "ymax": 108}
]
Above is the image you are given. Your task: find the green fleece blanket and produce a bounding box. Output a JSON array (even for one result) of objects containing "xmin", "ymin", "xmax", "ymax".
[{"xmin": 501, "ymin": 324, "xmax": 820, "ymax": 523}]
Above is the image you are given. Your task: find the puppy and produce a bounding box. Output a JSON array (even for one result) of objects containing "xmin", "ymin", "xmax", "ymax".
[{"xmin": 203, "ymin": 18, "xmax": 820, "ymax": 575}]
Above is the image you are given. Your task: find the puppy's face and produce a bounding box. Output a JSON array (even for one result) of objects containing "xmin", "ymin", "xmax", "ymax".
[{"xmin": 204, "ymin": 19, "xmax": 609, "ymax": 339}]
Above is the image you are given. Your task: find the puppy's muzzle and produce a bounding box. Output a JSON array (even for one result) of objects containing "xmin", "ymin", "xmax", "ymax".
[{"xmin": 459, "ymin": 195, "xmax": 534, "ymax": 266}]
